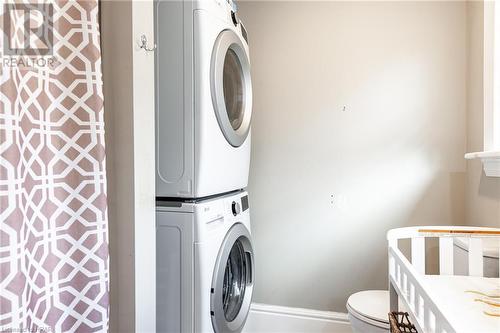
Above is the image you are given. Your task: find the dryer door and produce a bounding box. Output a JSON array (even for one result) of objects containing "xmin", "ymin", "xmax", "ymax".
[
  {"xmin": 211, "ymin": 30, "xmax": 252, "ymax": 147},
  {"xmin": 211, "ymin": 223, "xmax": 254, "ymax": 333}
]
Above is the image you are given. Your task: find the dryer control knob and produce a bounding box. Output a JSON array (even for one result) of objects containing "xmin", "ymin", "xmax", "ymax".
[{"xmin": 231, "ymin": 201, "xmax": 241, "ymax": 216}]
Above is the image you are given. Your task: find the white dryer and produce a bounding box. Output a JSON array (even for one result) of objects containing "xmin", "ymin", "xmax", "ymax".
[
  {"xmin": 155, "ymin": 0, "xmax": 252, "ymax": 199},
  {"xmin": 157, "ymin": 191, "xmax": 254, "ymax": 333}
]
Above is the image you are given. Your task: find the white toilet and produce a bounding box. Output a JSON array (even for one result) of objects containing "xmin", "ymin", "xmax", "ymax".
[{"xmin": 346, "ymin": 290, "xmax": 390, "ymax": 333}]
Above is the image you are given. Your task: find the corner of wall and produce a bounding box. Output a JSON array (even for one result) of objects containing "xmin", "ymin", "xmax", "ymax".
[
  {"xmin": 101, "ymin": 1, "xmax": 136, "ymax": 332},
  {"xmin": 464, "ymin": 1, "xmax": 500, "ymax": 228}
]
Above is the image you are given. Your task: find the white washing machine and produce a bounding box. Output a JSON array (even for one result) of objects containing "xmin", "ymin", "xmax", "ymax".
[
  {"xmin": 155, "ymin": 0, "xmax": 252, "ymax": 199},
  {"xmin": 157, "ymin": 191, "xmax": 254, "ymax": 333}
]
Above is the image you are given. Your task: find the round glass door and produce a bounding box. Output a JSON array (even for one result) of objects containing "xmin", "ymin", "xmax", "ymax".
[
  {"xmin": 211, "ymin": 30, "xmax": 252, "ymax": 147},
  {"xmin": 223, "ymin": 49, "xmax": 245, "ymax": 131},
  {"xmin": 211, "ymin": 224, "xmax": 254, "ymax": 333},
  {"xmin": 223, "ymin": 238, "xmax": 248, "ymax": 321}
]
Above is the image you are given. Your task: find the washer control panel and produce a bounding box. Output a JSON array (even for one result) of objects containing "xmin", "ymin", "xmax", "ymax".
[
  {"xmin": 231, "ymin": 201, "xmax": 241, "ymax": 216},
  {"xmin": 230, "ymin": 194, "xmax": 249, "ymax": 216},
  {"xmin": 241, "ymin": 195, "xmax": 249, "ymax": 212}
]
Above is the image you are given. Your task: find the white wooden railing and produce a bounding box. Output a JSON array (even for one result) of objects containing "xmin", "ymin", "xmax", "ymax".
[{"xmin": 387, "ymin": 226, "xmax": 500, "ymax": 333}]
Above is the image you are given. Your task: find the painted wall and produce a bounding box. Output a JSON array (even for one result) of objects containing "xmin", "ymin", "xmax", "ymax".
[
  {"xmin": 101, "ymin": 3, "xmax": 135, "ymax": 330},
  {"xmin": 238, "ymin": 1, "xmax": 467, "ymax": 311},
  {"xmin": 465, "ymin": 1, "xmax": 500, "ymax": 229},
  {"xmin": 101, "ymin": 1, "xmax": 156, "ymax": 331}
]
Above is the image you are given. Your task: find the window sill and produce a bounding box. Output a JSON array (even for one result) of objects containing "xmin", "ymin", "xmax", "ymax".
[{"xmin": 464, "ymin": 151, "xmax": 500, "ymax": 177}]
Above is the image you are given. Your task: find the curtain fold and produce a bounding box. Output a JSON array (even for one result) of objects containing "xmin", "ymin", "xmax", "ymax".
[{"xmin": 0, "ymin": 1, "xmax": 109, "ymax": 332}]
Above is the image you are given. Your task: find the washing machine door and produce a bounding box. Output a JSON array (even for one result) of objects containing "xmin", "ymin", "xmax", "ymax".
[
  {"xmin": 211, "ymin": 223, "xmax": 254, "ymax": 333},
  {"xmin": 211, "ymin": 29, "xmax": 252, "ymax": 147}
]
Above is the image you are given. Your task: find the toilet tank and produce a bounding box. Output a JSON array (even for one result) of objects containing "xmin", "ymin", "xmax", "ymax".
[{"xmin": 453, "ymin": 237, "xmax": 499, "ymax": 277}]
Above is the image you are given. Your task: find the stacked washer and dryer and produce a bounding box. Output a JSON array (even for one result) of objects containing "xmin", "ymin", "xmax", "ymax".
[{"xmin": 154, "ymin": 0, "xmax": 254, "ymax": 332}]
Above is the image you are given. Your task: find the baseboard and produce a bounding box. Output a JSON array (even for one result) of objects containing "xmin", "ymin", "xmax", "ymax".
[{"xmin": 244, "ymin": 303, "xmax": 351, "ymax": 333}]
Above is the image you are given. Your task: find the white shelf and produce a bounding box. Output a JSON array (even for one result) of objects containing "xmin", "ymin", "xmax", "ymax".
[{"xmin": 464, "ymin": 150, "xmax": 500, "ymax": 177}]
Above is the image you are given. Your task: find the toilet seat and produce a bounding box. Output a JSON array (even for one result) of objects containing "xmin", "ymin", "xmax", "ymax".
[
  {"xmin": 346, "ymin": 290, "xmax": 390, "ymax": 329},
  {"xmin": 347, "ymin": 303, "xmax": 389, "ymax": 329}
]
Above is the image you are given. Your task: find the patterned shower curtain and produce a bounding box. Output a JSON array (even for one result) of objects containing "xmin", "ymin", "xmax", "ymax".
[{"xmin": 0, "ymin": 1, "xmax": 109, "ymax": 332}]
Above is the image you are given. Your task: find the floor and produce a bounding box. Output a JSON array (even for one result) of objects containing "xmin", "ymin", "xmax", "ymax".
[{"xmin": 243, "ymin": 303, "xmax": 352, "ymax": 333}]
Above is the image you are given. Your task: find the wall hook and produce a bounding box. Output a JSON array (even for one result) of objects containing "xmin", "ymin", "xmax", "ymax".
[{"xmin": 139, "ymin": 34, "xmax": 156, "ymax": 52}]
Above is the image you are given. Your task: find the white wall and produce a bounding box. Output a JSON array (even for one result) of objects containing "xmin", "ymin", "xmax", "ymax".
[
  {"xmin": 465, "ymin": 1, "xmax": 500, "ymax": 228},
  {"xmin": 101, "ymin": 2, "xmax": 135, "ymax": 330},
  {"xmin": 101, "ymin": 1, "xmax": 156, "ymax": 331},
  {"xmin": 239, "ymin": 1, "xmax": 467, "ymax": 312}
]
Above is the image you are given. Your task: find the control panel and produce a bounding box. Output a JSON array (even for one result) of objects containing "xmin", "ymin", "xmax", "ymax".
[{"xmin": 230, "ymin": 194, "xmax": 249, "ymax": 216}]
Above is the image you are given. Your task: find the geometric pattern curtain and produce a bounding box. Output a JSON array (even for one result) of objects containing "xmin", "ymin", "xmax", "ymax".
[{"xmin": 0, "ymin": 1, "xmax": 109, "ymax": 331}]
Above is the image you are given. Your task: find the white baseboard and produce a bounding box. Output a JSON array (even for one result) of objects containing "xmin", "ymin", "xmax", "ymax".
[{"xmin": 243, "ymin": 303, "xmax": 352, "ymax": 333}]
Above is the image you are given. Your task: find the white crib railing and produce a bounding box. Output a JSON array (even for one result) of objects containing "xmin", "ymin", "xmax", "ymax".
[{"xmin": 387, "ymin": 226, "xmax": 500, "ymax": 333}]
